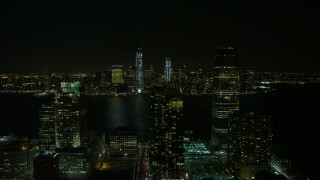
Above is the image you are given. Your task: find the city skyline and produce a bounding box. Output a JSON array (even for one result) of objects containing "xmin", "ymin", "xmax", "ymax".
[
  {"xmin": 1, "ymin": 57, "xmax": 320, "ymax": 178},
  {"xmin": 1, "ymin": 1, "xmax": 320, "ymax": 73}
]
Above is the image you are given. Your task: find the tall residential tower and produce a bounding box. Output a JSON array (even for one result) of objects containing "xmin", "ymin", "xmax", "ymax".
[{"xmin": 149, "ymin": 89, "xmax": 184, "ymax": 179}]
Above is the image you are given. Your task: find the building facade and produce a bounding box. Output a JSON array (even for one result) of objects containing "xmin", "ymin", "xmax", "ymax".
[
  {"xmin": 56, "ymin": 147, "xmax": 93, "ymax": 179},
  {"xmin": 149, "ymin": 89, "xmax": 184, "ymax": 179},
  {"xmin": 228, "ymin": 112, "xmax": 273, "ymax": 178},
  {"xmin": 109, "ymin": 127, "xmax": 138, "ymax": 156},
  {"xmin": 111, "ymin": 65, "xmax": 124, "ymax": 84},
  {"xmin": 0, "ymin": 137, "xmax": 36, "ymax": 179},
  {"xmin": 211, "ymin": 47, "xmax": 240, "ymax": 151},
  {"xmin": 55, "ymin": 82, "xmax": 87, "ymax": 148},
  {"xmin": 38, "ymin": 103, "xmax": 56, "ymax": 151},
  {"xmin": 164, "ymin": 58, "xmax": 172, "ymax": 83}
]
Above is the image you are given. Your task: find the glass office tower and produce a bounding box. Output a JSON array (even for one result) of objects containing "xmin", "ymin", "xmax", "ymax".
[
  {"xmin": 211, "ymin": 47, "xmax": 239, "ymax": 151},
  {"xmin": 55, "ymin": 82, "xmax": 87, "ymax": 148},
  {"xmin": 135, "ymin": 47, "xmax": 144, "ymax": 91}
]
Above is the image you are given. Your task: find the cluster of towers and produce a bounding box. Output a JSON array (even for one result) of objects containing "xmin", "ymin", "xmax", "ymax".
[
  {"xmin": 134, "ymin": 46, "xmax": 173, "ymax": 91},
  {"xmin": 36, "ymin": 82, "xmax": 105, "ymax": 179},
  {"xmin": 0, "ymin": 46, "xmax": 274, "ymax": 179},
  {"xmin": 147, "ymin": 46, "xmax": 273, "ymax": 179},
  {"xmin": 0, "ymin": 81, "xmax": 103, "ymax": 179},
  {"xmin": 38, "ymin": 82, "xmax": 87, "ymax": 151}
]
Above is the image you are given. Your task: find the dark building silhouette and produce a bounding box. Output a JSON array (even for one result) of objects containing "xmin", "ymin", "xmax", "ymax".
[{"xmin": 33, "ymin": 151, "xmax": 59, "ymax": 180}]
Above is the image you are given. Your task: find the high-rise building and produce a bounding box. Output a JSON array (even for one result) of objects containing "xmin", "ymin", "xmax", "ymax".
[
  {"xmin": 38, "ymin": 103, "xmax": 56, "ymax": 152},
  {"xmin": 55, "ymin": 82, "xmax": 87, "ymax": 148},
  {"xmin": 149, "ymin": 89, "xmax": 184, "ymax": 179},
  {"xmin": 0, "ymin": 136, "xmax": 36, "ymax": 179},
  {"xmin": 33, "ymin": 151, "xmax": 59, "ymax": 180},
  {"xmin": 164, "ymin": 58, "xmax": 172, "ymax": 83},
  {"xmin": 54, "ymin": 82, "xmax": 92, "ymax": 178},
  {"xmin": 111, "ymin": 65, "xmax": 124, "ymax": 84},
  {"xmin": 211, "ymin": 47, "xmax": 239, "ymax": 151},
  {"xmin": 135, "ymin": 46, "xmax": 144, "ymax": 90},
  {"xmin": 228, "ymin": 112, "xmax": 273, "ymax": 178}
]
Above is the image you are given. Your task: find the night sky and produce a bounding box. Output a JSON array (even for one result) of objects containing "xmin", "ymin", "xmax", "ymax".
[{"xmin": 1, "ymin": 1, "xmax": 319, "ymax": 73}]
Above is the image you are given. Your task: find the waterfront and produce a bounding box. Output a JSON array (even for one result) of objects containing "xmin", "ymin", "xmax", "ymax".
[
  {"xmin": 0, "ymin": 84, "xmax": 320, "ymax": 174},
  {"xmin": 86, "ymin": 94, "xmax": 151, "ymax": 143}
]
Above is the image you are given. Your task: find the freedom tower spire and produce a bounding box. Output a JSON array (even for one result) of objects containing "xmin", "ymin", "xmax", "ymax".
[{"xmin": 135, "ymin": 45, "xmax": 144, "ymax": 91}]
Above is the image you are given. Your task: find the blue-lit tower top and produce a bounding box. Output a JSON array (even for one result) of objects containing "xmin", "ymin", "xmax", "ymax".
[
  {"xmin": 164, "ymin": 58, "xmax": 172, "ymax": 83},
  {"xmin": 135, "ymin": 47, "xmax": 144, "ymax": 90}
]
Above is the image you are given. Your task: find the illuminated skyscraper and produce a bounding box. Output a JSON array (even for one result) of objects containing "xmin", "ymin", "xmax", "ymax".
[
  {"xmin": 38, "ymin": 104, "xmax": 56, "ymax": 151},
  {"xmin": 54, "ymin": 82, "xmax": 92, "ymax": 178},
  {"xmin": 55, "ymin": 82, "xmax": 87, "ymax": 148},
  {"xmin": 211, "ymin": 47, "xmax": 239, "ymax": 151},
  {"xmin": 149, "ymin": 89, "xmax": 184, "ymax": 179},
  {"xmin": 111, "ymin": 65, "xmax": 124, "ymax": 84},
  {"xmin": 164, "ymin": 58, "xmax": 172, "ymax": 83},
  {"xmin": 135, "ymin": 47, "xmax": 144, "ymax": 90}
]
